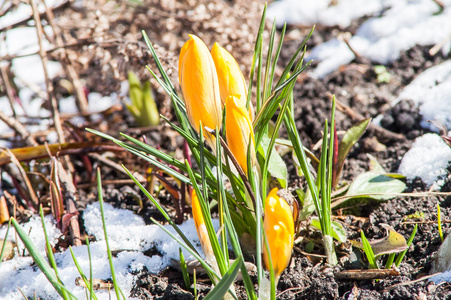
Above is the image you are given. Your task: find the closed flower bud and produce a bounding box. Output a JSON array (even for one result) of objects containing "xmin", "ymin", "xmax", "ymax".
[
  {"xmin": 211, "ymin": 43, "xmax": 254, "ymax": 120},
  {"xmin": 263, "ymin": 188, "xmax": 294, "ymax": 280},
  {"xmin": 225, "ymin": 95, "xmax": 255, "ymax": 174},
  {"xmin": 179, "ymin": 35, "xmax": 222, "ymax": 142}
]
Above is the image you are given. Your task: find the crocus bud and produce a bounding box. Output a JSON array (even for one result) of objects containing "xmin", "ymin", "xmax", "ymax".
[
  {"xmin": 263, "ymin": 188, "xmax": 294, "ymax": 280},
  {"xmin": 191, "ymin": 189, "xmax": 214, "ymax": 259},
  {"xmin": 179, "ymin": 35, "xmax": 222, "ymax": 141},
  {"xmin": 211, "ymin": 43, "xmax": 254, "ymax": 120},
  {"xmin": 225, "ymin": 95, "xmax": 255, "ymax": 174}
]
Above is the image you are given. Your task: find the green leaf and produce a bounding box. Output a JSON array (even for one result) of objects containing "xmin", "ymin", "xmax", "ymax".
[
  {"xmin": 128, "ymin": 72, "xmax": 143, "ymax": 111},
  {"xmin": 141, "ymin": 81, "xmax": 160, "ymax": 126},
  {"xmin": 345, "ymin": 172, "xmax": 406, "ymax": 201},
  {"xmin": 367, "ymin": 153, "xmax": 386, "ymax": 174},
  {"xmin": 335, "ymin": 118, "xmax": 370, "ymax": 185},
  {"xmin": 258, "ymin": 133, "xmax": 288, "ymax": 188},
  {"xmin": 297, "ymin": 189, "xmax": 315, "ymax": 221},
  {"xmin": 203, "ymin": 257, "xmax": 242, "ymax": 300}
]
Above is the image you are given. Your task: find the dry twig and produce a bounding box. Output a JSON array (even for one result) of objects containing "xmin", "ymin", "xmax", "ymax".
[
  {"xmin": 332, "ymin": 97, "xmax": 406, "ymax": 143},
  {"xmin": 336, "ymin": 269, "xmax": 400, "ymax": 280}
]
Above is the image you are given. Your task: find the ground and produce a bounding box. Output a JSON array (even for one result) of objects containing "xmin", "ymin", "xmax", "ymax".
[{"xmin": 1, "ymin": 0, "xmax": 451, "ymax": 299}]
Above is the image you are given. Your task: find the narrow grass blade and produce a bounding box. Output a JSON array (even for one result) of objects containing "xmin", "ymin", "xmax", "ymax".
[
  {"xmin": 96, "ymin": 168, "xmax": 122, "ymax": 300},
  {"xmin": 221, "ymin": 190, "xmax": 257, "ymax": 299},
  {"xmin": 275, "ymin": 26, "xmax": 314, "ymax": 88},
  {"xmin": 361, "ymin": 231, "xmax": 378, "ymax": 269},
  {"xmin": 86, "ymin": 236, "xmax": 94, "ymax": 300},
  {"xmin": 246, "ymin": 3, "xmax": 267, "ymax": 111},
  {"xmin": 385, "ymin": 253, "xmax": 395, "ymax": 269},
  {"xmin": 122, "ymin": 165, "xmax": 199, "ymax": 254},
  {"xmin": 142, "ymin": 30, "xmax": 175, "ymax": 91},
  {"xmin": 262, "ymin": 20, "xmax": 277, "ymax": 102},
  {"xmin": 179, "ymin": 248, "xmax": 191, "ymax": 290},
  {"xmin": 438, "ymin": 204, "xmax": 444, "ymax": 242},
  {"xmin": 395, "ymin": 224, "xmax": 418, "ymax": 267},
  {"xmin": 39, "ymin": 206, "xmax": 68, "ymax": 299},
  {"xmin": 215, "ymin": 129, "xmax": 229, "ymax": 266},
  {"xmin": 10, "ymin": 217, "xmax": 67, "ymax": 298},
  {"xmin": 185, "ymin": 160, "xmax": 227, "ymax": 276},
  {"xmin": 203, "ymin": 257, "xmax": 242, "ymax": 300},
  {"xmin": 69, "ymin": 246, "xmax": 99, "ymax": 300},
  {"xmin": 150, "ymin": 217, "xmax": 220, "ymax": 281}
]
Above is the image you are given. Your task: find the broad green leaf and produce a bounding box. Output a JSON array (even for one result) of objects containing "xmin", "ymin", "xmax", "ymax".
[
  {"xmin": 297, "ymin": 189, "xmax": 315, "ymax": 221},
  {"xmin": 346, "ymin": 172, "xmax": 406, "ymax": 201},
  {"xmin": 335, "ymin": 119, "xmax": 370, "ymax": 185},
  {"xmin": 367, "ymin": 153, "xmax": 386, "ymax": 174},
  {"xmin": 310, "ymin": 218, "xmax": 347, "ymax": 243},
  {"xmin": 258, "ymin": 134, "xmax": 288, "ymax": 188}
]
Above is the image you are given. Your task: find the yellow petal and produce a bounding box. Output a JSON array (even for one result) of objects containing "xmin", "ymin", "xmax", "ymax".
[
  {"xmin": 211, "ymin": 43, "xmax": 254, "ymax": 121},
  {"xmin": 179, "ymin": 35, "xmax": 222, "ymax": 137},
  {"xmin": 191, "ymin": 189, "xmax": 214, "ymax": 259},
  {"xmin": 263, "ymin": 188, "xmax": 295, "ymax": 279},
  {"xmin": 225, "ymin": 95, "xmax": 255, "ymax": 174}
]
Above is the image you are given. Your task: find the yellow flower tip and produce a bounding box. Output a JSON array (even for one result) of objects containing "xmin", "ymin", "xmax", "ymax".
[
  {"xmin": 225, "ymin": 95, "xmax": 255, "ymax": 174},
  {"xmin": 263, "ymin": 188, "xmax": 295, "ymax": 278},
  {"xmin": 179, "ymin": 35, "xmax": 222, "ymax": 138},
  {"xmin": 210, "ymin": 42, "xmax": 254, "ymax": 120}
]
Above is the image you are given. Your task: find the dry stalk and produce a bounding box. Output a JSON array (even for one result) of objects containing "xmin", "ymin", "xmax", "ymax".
[
  {"xmin": 1, "ymin": 148, "xmax": 39, "ymax": 207},
  {"xmin": 29, "ymin": 0, "xmax": 65, "ymax": 144},
  {"xmin": 41, "ymin": 0, "xmax": 89, "ymax": 114},
  {"xmin": 0, "ymin": 64, "xmax": 17, "ymax": 118},
  {"xmin": 331, "ymin": 96, "xmax": 406, "ymax": 143},
  {"xmin": 0, "ymin": 111, "xmax": 38, "ymax": 146},
  {"xmin": 56, "ymin": 160, "xmax": 82, "ymax": 246}
]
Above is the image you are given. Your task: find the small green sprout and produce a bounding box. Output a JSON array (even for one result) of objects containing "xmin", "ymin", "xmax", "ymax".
[
  {"xmin": 374, "ymin": 65, "xmax": 391, "ymax": 83},
  {"xmin": 126, "ymin": 72, "xmax": 160, "ymax": 127},
  {"xmin": 356, "ymin": 224, "xmax": 418, "ymax": 270}
]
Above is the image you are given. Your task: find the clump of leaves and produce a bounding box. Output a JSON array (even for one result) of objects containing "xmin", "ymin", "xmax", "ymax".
[
  {"xmin": 355, "ymin": 224, "xmax": 418, "ymax": 269},
  {"xmin": 126, "ymin": 72, "xmax": 160, "ymax": 127}
]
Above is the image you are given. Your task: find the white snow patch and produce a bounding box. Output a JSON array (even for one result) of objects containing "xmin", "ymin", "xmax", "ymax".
[
  {"xmin": 302, "ymin": 0, "xmax": 451, "ymax": 78},
  {"xmin": 398, "ymin": 133, "xmax": 451, "ymax": 188},
  {"xmin": 0, "ymin": 202, "xmax": 214, "ymax": 299},
  {"xmin": 430, "ymin": 271, "xmax": 451, "ymax": 284},
  {"xmin": 267, "ymin": 0, "xmax": 394, "ymax": 28},
  {"xmin": 396, "ymin": 60, "xmax": 451, "ymax": 130}
]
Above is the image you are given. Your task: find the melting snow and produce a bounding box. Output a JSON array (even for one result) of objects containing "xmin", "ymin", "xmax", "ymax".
[
  {"xmin": 398, "ymin": 133, "xmax": 451, "ymax": 189},
  {"xmin": 0, "ymin": 202, "xmax": 212, "ymax": 299}
]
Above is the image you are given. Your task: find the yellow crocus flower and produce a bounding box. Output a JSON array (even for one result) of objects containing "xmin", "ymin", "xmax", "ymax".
[
  {"xmin": 225, "ymin": 95, "xmax": 255, "ymax": 174},
  {"xmin": 263, "ymin": 188, "xmax": 294, "ymax": 281},
  {"xmin": 179, "ymin": 35, "xmax": 222, "ymax": 144},
  {"xmin": 211, "ymin": 43, "xmax": 254, "ymax": 121}
]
